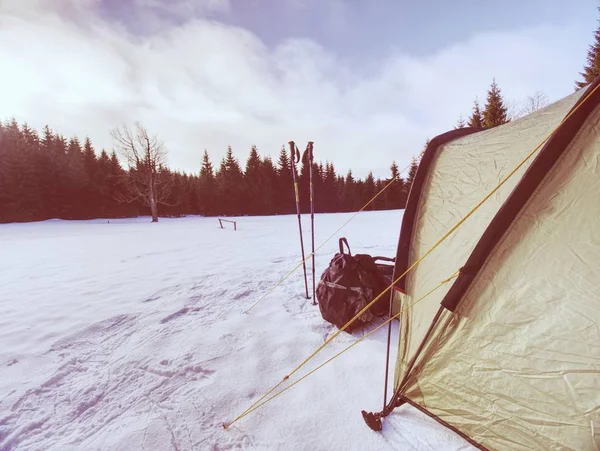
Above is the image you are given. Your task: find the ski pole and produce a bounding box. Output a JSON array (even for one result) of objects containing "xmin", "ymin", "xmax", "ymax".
[
  {"xmin": 288, "ymin": 141, "xmax": 310, "ymax": 300},
  {"xmin": 306, "ymin": 141, "xmax": 317, "ymax": 305}
]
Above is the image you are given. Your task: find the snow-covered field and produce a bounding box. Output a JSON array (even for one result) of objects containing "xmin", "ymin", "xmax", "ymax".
[{"xmin": 0, "ymin": 211, "xmax": 473, "ymax": 451}]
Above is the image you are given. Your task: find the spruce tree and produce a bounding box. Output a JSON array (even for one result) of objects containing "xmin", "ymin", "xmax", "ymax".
[
  {"xmin": 576, "ymin": 7, "xmax": 600, "ymax": 89},
  {"xmin": 39, "ymin": 125, "xmax": 61, "ymax": 219},
  {"xmin": 95, "ymin": 149, "xmax": 111, "ymax": 217},
  {"xmin": 108, "ymin": 150, "xmax": 131, "ymax": 217},
  {"xmin": 276, "ymin": 146, "xmax": 294, "ymax": 214},
  {"xmin": 65, "ymin": 136, "xmax": 87, "ymax": 218},
  {"xmin": 482, "ymin": 79, "xmax": 509, "ymax": 128},
  {"xmin": 83, "ymin": 137, "xmax": 97, "ymax": 176},
  {"xmin": 216, "ymin": 146, "xmax": 245, "ymax": 215},
  {"xmin": 335, "ymin": 174, "xmax": 345, "ymax": 212},
  {"xmin": 322, "ymin": 162, "xmax": 337, "ymax": 212},
  {"xmin": 0, "ymin": 120, "xmax": 36, "ymax": 221},
  {"xmin": 244, "ymin": 145, "xmax": 273, "ymax": 215},
  {"xmin": 407, "ymin": 157, "xmax": 419, "ymax": 189},
  {"xmin": 244, "ymin": 145, "xmax": 262, "ymax": 215},
  {"xmin": 81, "ymin": 137, "xmax": 99, "ymax": 217},
  {"xmin": 455, "ymin": 115, "xmax": 466, "ymax": 129},
  {"xmin": 187, "ymin": 174, "xmax": 200, "ymax": 214},
  {"xmin": 468, "ymin": 98, "xmax": 483, "ymax": 128},
  {"xmin": 21, "ymin": 123, "xmax": 44, "ymax": 219},
  {"xmin": 261, "ymin": 156, "xmax": 278, "ymax": 215},
  {"xmin": 342, "ymin": 170, "xmax": 356, "ymax": 212},
  {"xmin": 385, "ymin": 161, "xmax": 404, "ymax": 210},
  {"xmin": 198, "ymin": 150, "xmax": 216, "ymax": 215},
  {"xmin": 364, "ymin": 172, "xmax": 376, "ymax": 211}
]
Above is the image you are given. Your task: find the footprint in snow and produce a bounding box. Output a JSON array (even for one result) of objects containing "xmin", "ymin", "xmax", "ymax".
[{"xmin": 160, "ymin": 307, "xmax": 190, "ymax": 324}]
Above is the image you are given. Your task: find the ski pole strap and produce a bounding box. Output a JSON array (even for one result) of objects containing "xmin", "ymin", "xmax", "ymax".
[{"xmin": 339, "ymin": 237, "xmax": 351, "ymax": 255}]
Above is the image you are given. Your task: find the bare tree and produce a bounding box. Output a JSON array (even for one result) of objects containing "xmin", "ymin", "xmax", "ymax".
[
  {"xmin": 504, "ymin": 99, "xmax": 520, "ymax": 122},
  {"xmin": 111, "ymin": 122, "xmax": 172, "ymax": 222},
  {"xmin": 520, "ymin": 91, "xmax": 549, "ymax": 116}
]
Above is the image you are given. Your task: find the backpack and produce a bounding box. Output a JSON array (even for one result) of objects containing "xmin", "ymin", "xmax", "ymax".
[{"xmin": 316, "ymin": 238, "xmax": 395, "ymax": 332}]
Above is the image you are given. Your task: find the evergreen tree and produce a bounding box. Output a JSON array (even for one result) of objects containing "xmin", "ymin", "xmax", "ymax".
[
  {"xmin": 216, "ymin": 146, "xmax": 245, "ymax": 215},
  {"xmin": 322, "ymin": 162, "xmax": 337, "ymax": 212},
  {"xmin": 65, "ymin": 136, "xmax": 88, "ymax": 218},
  {"xmin": 244, "ymin": 145, "xmax": 270, "ymax": 215},
  {"xmin": 298, "ymin": 149, "xmax": 311, "ymax": 213},
  {"xmin": 83, "ymin": 137, "xmax": 97, "ymax": 177},
  {"xmin": 0, "ymin": 120, "xmax": 37, "ymax": 221},
  {"xmin": 385, "ymin": 161, "xmax": 405, "ymax": 209},
  {"xmin": 364, "ymin": 171, "xmax": 376, "ymax": 211},
  {"xmin": 95, "ymin": 149, "xmax": 112, "ymax": 217},
  {"xmin": 312, "ymin": 161, "xmax": 324, "ymax": 213},
  {"xmin": 373, "ymin": 177, "xmax": 386, "ymax": 210},
  {"xmin": 244, "ymin": 145, "xmax": 261, "ymax": 215},
  {"xmin": 335, "ymin": 174, "xmax": 345, "ymax": 212},
  {"xmin": 261, "ymin": 156, "xmax": 278, "ymax": 215},
  {"xmin": 107, "ymin": 150, "xmax": 131, "ymax": 218},
  {"xmin": 198, "ymin": 150, "xmax": 216, "ymax": 215},
  {"xmin": 38, "ymin": 125, "xmax": 61, "ymax": 219},
  {"xmin": 82, "ymin": 136, "xmax": 100, "ymax": 217},
  {"xmin": 468, "ymin": 98, "xmax": 483, "ymax": 128},
  {"xmin": 187, "ymin": 174, "xmax": 200, "ymax": 214},
  {"xmin": 276, "ymin": 146, "xmax": 294, "ymax": 214},
  {"xmin": 455, "ymin": 115, "xmax": 466, "ymax": 129},
  {"xmin": 482, "ymin": 79, "xmax": 509, "ymax": 128},
  {"xmin": 341, "ymin": 170, "xmax": 356, "ymax": 211},
  {"xmin": 163, "ymin": 171, "xmax": 189, "ymax": 217},
  {"xmin": 20, "ymin": 123, "xmax": 45, "ymax": 218},
  {"xmin": 576, "ymin": 7, "xmax": 600, "ymax": 89},
  {"xmin": 406, "ymin": 156, "xmax": 419, "ymax": 189}
]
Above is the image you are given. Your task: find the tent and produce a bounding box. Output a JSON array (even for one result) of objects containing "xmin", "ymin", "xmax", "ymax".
[{"xmin": 365, "ymin": 77, "xmax": 600, "ymax": 450}]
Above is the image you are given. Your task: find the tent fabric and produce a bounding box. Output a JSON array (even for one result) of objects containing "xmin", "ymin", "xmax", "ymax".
[
  {"xmin": 392, "ymin": 87, "xmax": 586, "ymax": 386},
  {"xmin": 387, "ymin": 79, "xmax": 600, "ymax": 450}
]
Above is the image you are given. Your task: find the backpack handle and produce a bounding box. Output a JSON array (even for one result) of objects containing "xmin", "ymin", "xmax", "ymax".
[{"xmin": 339, "ymin": 237, "xmax": 351, "ymax": 255}]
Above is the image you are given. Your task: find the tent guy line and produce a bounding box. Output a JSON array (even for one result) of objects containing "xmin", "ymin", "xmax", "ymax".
[
  {"xmin": 226, "ymin": 79, "xmax": 600, "ymax": 432},
  {"xmin": 224, "ymin": 270, "xmax": 461, "ymax": 429}
]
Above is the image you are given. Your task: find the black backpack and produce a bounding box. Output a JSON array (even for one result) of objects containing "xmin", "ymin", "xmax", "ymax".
[{"xmin": 316, "ymin": 238, "xmax": 395, "ymax": 332}]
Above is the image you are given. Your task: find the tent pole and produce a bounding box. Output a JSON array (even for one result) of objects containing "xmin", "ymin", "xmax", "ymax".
[
  {"xmin": 364, "ymin": 305, "xmax": 446, "ymax": 431},
  {"xmin": 382, "ymin": 286, "xmax": 396, "ymax": 411}
]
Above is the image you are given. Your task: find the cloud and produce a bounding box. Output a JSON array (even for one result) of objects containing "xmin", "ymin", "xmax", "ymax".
[{"xmin": 0, "ymin": 1, "xmax": 591, "ymax": 179}]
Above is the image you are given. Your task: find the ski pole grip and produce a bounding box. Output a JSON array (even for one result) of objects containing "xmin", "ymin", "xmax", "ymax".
[{"xmin": 339, "ymin": 237, "xmax": 351, "ymax": 255}]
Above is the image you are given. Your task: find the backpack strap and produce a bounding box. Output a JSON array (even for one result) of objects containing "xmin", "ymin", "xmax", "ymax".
[
  {"xmin": 339, "ymin": 237, "xmax": 351, "ymax": 255},
  {"xmin": 372, "ymin": 256, "xmax": 395, "ymax": 263}
]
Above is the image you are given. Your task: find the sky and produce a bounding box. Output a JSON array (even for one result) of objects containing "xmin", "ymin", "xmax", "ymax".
[{"xmin": 0, "ymin": 0, "xmax": 598, "ymax": 178}]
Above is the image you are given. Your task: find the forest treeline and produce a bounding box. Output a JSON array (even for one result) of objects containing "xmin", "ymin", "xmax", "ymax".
[
  {"xmin": 0, "ymin": 121, "xmax": 419, "ymax": 223},
  {"xmin": 1, "ymin": 8, "xmax": 599, "ymax": 224}
]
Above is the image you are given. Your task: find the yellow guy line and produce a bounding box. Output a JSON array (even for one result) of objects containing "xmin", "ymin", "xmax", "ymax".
[
  {"xmin": 228, "ymin": 80, "xmax": 600, "ymax": 426},
  {"xmin": 224, "ymin": 270, "xmax": 459, "ymax": 428}
]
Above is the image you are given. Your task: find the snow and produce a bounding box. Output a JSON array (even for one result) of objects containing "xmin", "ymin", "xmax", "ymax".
[{"xmin": 0, "ymin": 211, "xmax": 474, "ymax": 451}]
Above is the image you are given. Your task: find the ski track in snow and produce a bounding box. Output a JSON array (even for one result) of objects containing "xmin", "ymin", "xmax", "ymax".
[{"xmin": 0, "ymin": 213, "xmax": 474, "ymax": 451}]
